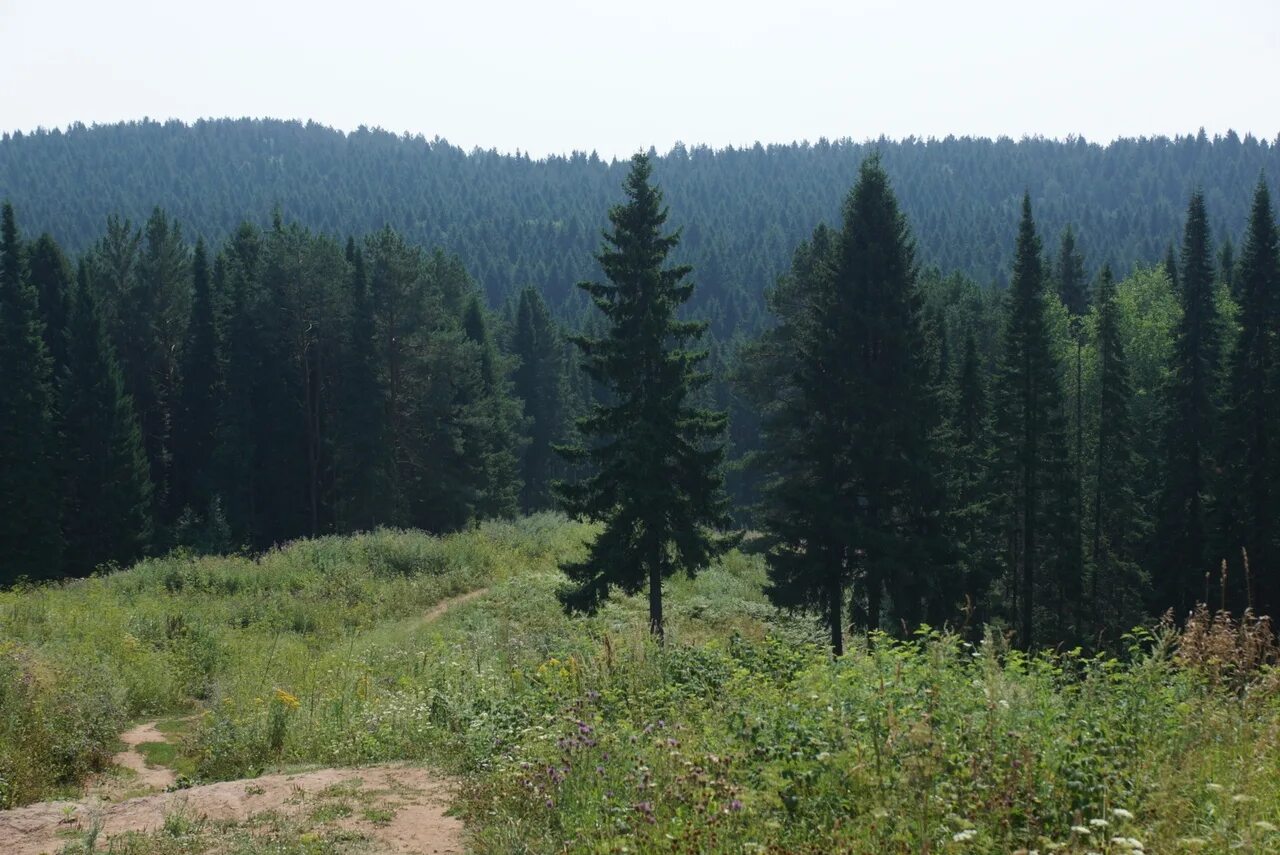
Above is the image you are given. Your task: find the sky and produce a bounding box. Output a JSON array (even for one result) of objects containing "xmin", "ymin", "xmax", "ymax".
[{"xmin": 1, "ymin": 0, "xmax": 1277, "ymax": 159}]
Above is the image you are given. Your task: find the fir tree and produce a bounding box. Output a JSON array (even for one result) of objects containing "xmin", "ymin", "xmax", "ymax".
[
  {"xmin": 1056, "ymin": 226, "xmax": 1089, "ymax": 316},
  {"xmin": 1220, "ymin": 178, "xmax": 1279, "ymax": 616},
  {"xmin": 0, "ymin": 203, "xmax": 64, "ymax": 582},
  {"xmin": 557, "ymin": 153, "xmax": 733, "ymax": 640},
  {"xmin": 1155, "ymin": 192, "xmax": 1220, "ymax": 618},
  {"xmin": 172, "ymin": 239, "xmax": 219, "ymax": 519},
  {"xmin": 333, "ymin": 238, "xmax": 391, "ymax": 531},
  {"xmin": 992, "ymin": 195, "xmax": 1072, "ymax": 649},
  {"xmin": 27, "ymin": 233, "xmax": 73, "ymax": 375},
  {"xmin": 461, "ymin": 295, "xmax": 523, "ymax": 519},
  {"xmin": 745, "ymin": 156, "xmax": 948, "ymax": 652},
  {"xmin": 61, "ymin": 265, "xmax": 153, "ymax": 574},
  {"xmin": 512, "ymin": 286, "xmax": 567, "ymax": 512},
  {"xmin": 1089, "ymin": 265, "xmax": 1146, "ymax": 632}
]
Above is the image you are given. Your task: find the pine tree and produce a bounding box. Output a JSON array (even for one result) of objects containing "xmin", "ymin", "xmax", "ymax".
[
  {"xmin": 0, "ymin": 202, "xmax": 64, "ymax": 582},
  {"xmin": 1089, "ymin": 265, "xmax": 1146, "ymax": 632},
  {"xmin": 557, "ymin": 153, "xmax": 733, "ymax": 640},
  {"xmin": 61, "ymin": 264, "xmax": 153, "ymax": 574},
  {"xmin": 27, "ymin": 233, "xmax": 73, "ymax": 375},
  {"xmin": 172, "ymin": 239, "xmax": 219, "ymax": 519},
  {"xmin": 1220, "ymin": 178, "xmax": 1279, "ymax": 617},
  {"xmin": 512, "ymin": 286, "xmax": 567, "ymax": 512},
  {"xmin": 992, "ymin": 195, "xmax": 1071, "ymax": 649},
  {"xmin": 1155, "ymin": 192, "xmax": 1220, "ymax": 618}
]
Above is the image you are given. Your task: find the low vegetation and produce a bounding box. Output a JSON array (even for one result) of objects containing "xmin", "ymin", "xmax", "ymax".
[{"xmin": 1, "ymin": 516, "xmax": 1277, "ymax": 853}]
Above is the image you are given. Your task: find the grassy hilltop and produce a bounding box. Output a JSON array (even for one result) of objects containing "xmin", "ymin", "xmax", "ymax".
[{"xmin": 1, "ymin": 516, "xmax": 1278, "ymax": 853}]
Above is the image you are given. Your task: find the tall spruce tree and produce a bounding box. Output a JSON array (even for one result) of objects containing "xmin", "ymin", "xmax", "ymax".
[
  {"xmin": 172, "ymin": 239, "xmax": 219, "ymax": 518},
  {"xmin": 61, "ymin": 265, "xmax": 153, "ymax": 574},
  {"xmin": 992, "ymin": 195, "xmax": 1072, "ymax": 649},
  {"xmin": 557, "ymin": 153, "xmax": 733, "ymax": 640},
  {"xmin": 1220, "ymin": 178, "xmax": 1279, "ymax": 617},
  {"xmin": 1154, "ymin": 192, "xmax": 1220, "ymax": 618},
  {"xmin": 0, "ymin": 203, "xmax": 63, "ymax": 582},
  {"xmin": 461, "ymin": 295, "xmax": 523, "ymax": 519},
  {"xmin": 27, "ymin": 233, "xmax": 73, "ymax": 376},
  {"xmin": 333, "ymin": 238, "xmax": 391, "ymax": 531},
  {"xmin": 1089, "ymin": 265, "xmax": 1146, "ymax": 632},
  {"xmin": 1056, "ymin": 226, "xmax": 1089, "ymax": 316},
  {"xmin": 744, "ymin": 157, "xmax": 948, "ymax": 653},
  {"xmin": 512, "ymin": 286, "xmax": 567, "ymax": 512}
]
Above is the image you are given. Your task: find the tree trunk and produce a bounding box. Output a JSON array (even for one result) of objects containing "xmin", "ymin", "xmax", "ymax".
[
  {"xmin": 829, "ymin": 571, "xmax": 844, "ymax": 657},
  {"xmin": 649, "ymin": 550, "xmax": 664, "ymax": 643}
]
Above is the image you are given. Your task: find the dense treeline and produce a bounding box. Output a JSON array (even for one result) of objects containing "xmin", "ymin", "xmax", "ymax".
[
  {"xmin": 1, "ymin": 143, "xmax": 1278, "ymax": 651},
  {"xmin": 2, "ymin": 120, "xmax": 1279, "ymax": 333}
]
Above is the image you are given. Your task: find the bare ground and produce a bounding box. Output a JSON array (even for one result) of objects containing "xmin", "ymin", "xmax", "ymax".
[
  {"xmin": 0, "ymin": 587, "xmax": 490, "ymax": 854},
  {"xmin": 0, "ymin": 765, "xmax": 462, "ymax": 855}
]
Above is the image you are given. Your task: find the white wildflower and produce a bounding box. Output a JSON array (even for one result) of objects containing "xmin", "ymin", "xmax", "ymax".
[
  {"xmin": 1111, "ymin": 808, "xmax": 1134, "ymax": 820},
  {"xmin": 1089, "ymin": 818, "xmax": 1109, "ymax": 828},
  {"xmin": 951, "ymin": 829, "xmax": 977, "ymax": 843},
  {"xmin": 1254, "ymin": 821, "xmax": 1278, "ymax": 833},
  {"xmin": 1071, "ymin": 825, "xmax": 1092, "ymax": 835}
]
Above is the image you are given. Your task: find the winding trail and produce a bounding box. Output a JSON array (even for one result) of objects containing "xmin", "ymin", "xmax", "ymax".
[
  {"xmin": 111, "ymin": 720, "xmax": 178, "ymax": 791},
  {"xmin": 0, "ymin": 586, "xmax": 490, "ymax": 855}
]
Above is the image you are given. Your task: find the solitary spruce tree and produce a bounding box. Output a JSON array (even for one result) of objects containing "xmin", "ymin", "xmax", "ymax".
[
  {"xmin": 992, "ymin": 195, "xmax": 1071, "ymax": 649},
  {"xmin": 557, "ymin": 153, "xmax": 733, "ymax": 639},
  {"xmin": 1154, "ymin": 192, "xmax": 1220, "ymax": 618}
]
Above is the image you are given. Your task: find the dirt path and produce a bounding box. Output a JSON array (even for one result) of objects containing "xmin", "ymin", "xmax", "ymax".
[
  {"xmin": 111, "ymin": 720, "xmax": 178, "ymax": 791},
  {"xmin": 0, "ymin": 765, "xmax": 461, "ymax": 855},
  {"xmin": 0, "ymin": 587, "xmax": 489, "ymax": 854},
  {"xmin": 421, "ymin": 586, "xmax": 488, "ymax": 624}
]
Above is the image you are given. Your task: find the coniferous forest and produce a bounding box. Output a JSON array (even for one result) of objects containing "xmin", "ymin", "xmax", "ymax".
[{"xmin": 2, "ymin": 122, "xmax": 1280, "ymax": 652}]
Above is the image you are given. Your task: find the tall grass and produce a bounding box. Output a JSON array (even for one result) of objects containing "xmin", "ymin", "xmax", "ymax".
[{"xmin": 2, "ymin": 515, "xmax": 1278, "ymax": 854}]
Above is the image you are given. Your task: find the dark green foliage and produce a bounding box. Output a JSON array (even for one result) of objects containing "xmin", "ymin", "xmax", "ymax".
[
  {"xmin": 1219, "ymin": 178, "xmax": 1280, "ymax": 617},
  {"xmin": 1154, "ymin": 192, "xmax": 1220, "ymax": 618},
  {"xmin": 461, "ymin": 295, "xmax": 523, "ymax": 519},
  {"xmin": 991, "ymin": 196, "xmax": 1073, "ymax": 649},
  {"xmin": 4, "ymin": 121, "xmax": 1276, "ymax": 315},
  {"xmin": 333, "ymin": 239, "xmax": 391, "ymax": 532},
  {"xmin": 172, "ymin": 239, "xmax": 219, "ymax": 520},
  {"xmin": 744, "ymin": 157, "xmax": 949, "ymax": 653},
  {"xmin": 27, "ymin": 233, "xmax": 72, "ymax": 374},
  {"xmin": 0, "ymin": 202, "xmax": 63, "ymax": 582},
  {"xmin": 60, "ymin": 266, "xmax": 153, "ymax": 573},
  {"xmin": 511, "ymin": 287, "xmax": 567, "ymax": 513},
  {"xmin": 1088, "ymin": 266, "xmax": 1146, "ymax": 632},
  {"xmin": 1056, "ymin": 226, "xmax": 1089, "ymax": 316},
  {"xmin": 557, "ymin": 154, "xmax": 733, "ymax": 638}
]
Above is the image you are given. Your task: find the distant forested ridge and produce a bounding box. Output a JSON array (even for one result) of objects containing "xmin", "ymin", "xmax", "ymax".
[{"xmin": 2, "ymin": 119, "xmax": 1277, "ymax": 332}]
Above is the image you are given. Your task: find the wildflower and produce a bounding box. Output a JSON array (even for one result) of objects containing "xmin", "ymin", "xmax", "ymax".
[
  {"xmin": 1205, "ymin": 783, "xmax": 1225, "ymax": 792},
  {"xmin": 1111, "ymin": 808, "xmax": 1134, "ymax": 820},
  {"xmin": 952, "ymin": 829, "xmax": 977, "ymax": 843},
  {"xmin": 1071, "ymin": 825, "xmax": 1092, "ymax": 835},
  {"xmin": 1088, "ymin": 818, "xmax": 1109, "ymax": 828},
  {"xmin": 1232, "ymin": 794, "xmax": 1255, "ymax": 803},
  {"xmin": 1254, "ymin": 821, "xmax": 1278, "ymax": 833},
  {"xmin": 273, "ymin": 688, "xmax": 300, "ymax": 710},
  {"xmin": 1109, "ymin": 837, "xmax": 1143, "ymax": 850}
]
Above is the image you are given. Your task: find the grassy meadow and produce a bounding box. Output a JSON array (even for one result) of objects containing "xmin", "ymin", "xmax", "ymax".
[{"xmin": 1, "ymin": 515, "xmax": 1278, "ymax": 853}]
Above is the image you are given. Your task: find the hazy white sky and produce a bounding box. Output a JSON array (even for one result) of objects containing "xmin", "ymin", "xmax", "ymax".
[{"xmin": 2, "ymin": 0, "xmax": 1277, "ymax": 158}]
